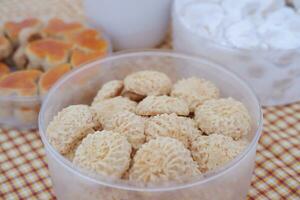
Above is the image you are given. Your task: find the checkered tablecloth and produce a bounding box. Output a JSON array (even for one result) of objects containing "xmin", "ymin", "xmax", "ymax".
[{"xmin": 0, "ymin": 0, "xmax": 299, "ymax": 199}]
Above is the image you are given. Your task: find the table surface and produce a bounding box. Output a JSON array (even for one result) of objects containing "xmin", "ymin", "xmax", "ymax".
[{"xmin": 0, "ymin": 0, "xmax": 299, "ymax": 199}]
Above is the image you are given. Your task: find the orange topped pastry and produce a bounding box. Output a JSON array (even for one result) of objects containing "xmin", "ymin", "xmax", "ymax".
[
  {"xmin": 71, "ymin": 49, "xmax": 106, "ymax": 67},
  {"xmin": 25, "ymin": 38, "xmax": 72, "ymax": 71},
  {"xmin": 43, "ymin": 18, "xmax": 85, "ymax": 40},
  {"xmin": 0, "ymin": 63, "xmax": 10, "ymax": 79},
  {"xmin": 0, "ymin": 69, "xmax": 42, "ymax": 96},
  {"xmin": 69, "ymin": 29, "xmax": 108, "ymax": 53},
  {"xmin": 39, "ymin": 63, "xmax": 71, "ymax": 95},
  {"xmin": 4, "ymin": 18, "xmax": 42, "ymax": 46}
]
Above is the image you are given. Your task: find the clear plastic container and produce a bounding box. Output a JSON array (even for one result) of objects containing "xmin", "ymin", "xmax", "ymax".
[
  {"xmin": 39, "ymin": 51, "xmax": 263, "ymax": 200},
  {"xmin": 0, "ymin": 95, "xmax": 41, "ymax": 129},
  {"xmin": 0, "ymin": 20, "xmax": 112, "ymax": 130},
  {"xmin": 172, "ymin": 0, "xmax": 300, "ymax": 106}
]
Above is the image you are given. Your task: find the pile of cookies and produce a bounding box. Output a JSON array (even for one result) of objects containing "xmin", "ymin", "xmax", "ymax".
[
  {"xmin": 46, "ymin": 70, "xmax": 251, "ymax": 185},
  {"xmin": 0, "ymin": 18, "xmax": 109, "ymax": 125}
]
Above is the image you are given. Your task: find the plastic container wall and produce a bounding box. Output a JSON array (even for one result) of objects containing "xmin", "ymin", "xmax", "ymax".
[{"xmin": 39, "ymin": 51, "xmax": 262, "ymax": 200}]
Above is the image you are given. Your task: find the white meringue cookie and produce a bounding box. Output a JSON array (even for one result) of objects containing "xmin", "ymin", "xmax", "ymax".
[{"xmin": 225, "ymin": 19, "xmax": 261, "ymax": 49}]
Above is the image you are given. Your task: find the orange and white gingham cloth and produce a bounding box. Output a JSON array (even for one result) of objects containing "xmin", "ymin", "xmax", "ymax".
[
  {"xmin": 0, "ymin": 0, "xmax": 299, "ymax": 199},
  {"xmin": 1, "ymin": 104, "xmax": 299, "ymax": 200}
]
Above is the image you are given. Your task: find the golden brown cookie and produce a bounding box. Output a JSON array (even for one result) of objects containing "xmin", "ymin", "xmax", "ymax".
[
  {"xmin": 43, "ymin": 18, "xmax": 84, "ymax": 40},
  {"xmin": 136, "ymin": 95, "xmax": 189, "ymax": 116},
  {"xmin": 194, "ymin": 98, "xmax": 251, "ymax": 140},
  {"xmin": 38, "ymin": 63, "xmax": 72, "ymax": 96},
  {"xmin": 129, "ymin": 137, "xmax": 200, "ymax": 183},
  {"xmin": 0, "ymin": 69, "xmax": 42, "ymax": 96},
  {"xmin": 0, "ymin": 63, "xmax": 10, "ymax": 79},
  {"xmin": 70, "ymin": 49, "xmax": 106, "ymax": 68},
  {"xmin": 4, "ymin": 18, "xmax": 42, "ymax": 46},
  {"xmin": 25, "ymin": 38, "xmax": 72, "ymax": 71},
  {"xmin": 69, "ymin": 29, "xmax": 108, "ymax": 53},
  {"xmin": 171, "ymin": 77, "xmax": 220, "ymax": 112},
  {"xmin": 124, "ymin": 70, "xmax": 172, "ymax": 97}
]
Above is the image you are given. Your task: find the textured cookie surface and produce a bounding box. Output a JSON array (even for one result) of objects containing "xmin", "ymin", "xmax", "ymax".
[
  {"xmin": 46, "ymin": 105, "xmax": 97, "ymax": 155},
  {"xmin": 191, "ymin": 134, "xmax": 248, "ymax": 172},
  {"xmin": 129, "ymin": 137, "xmax": 200, "ymax": 183},
  {"xmin": 136, "ymin": 95, "xmax": 189, "ymax": 116},
  {"xmin": 171, "ymin": 77, "xmax": 220, "ymax": 112},
  {"xmin": 102, "ymin": 111, "xmax": 145, "ymax": 149},
  {"xmin": 124, "ymin": 70, "xmax": 172, "ymax": 96},
  {"xmin": 73, "ymin": 131, "xmax": 131, "ymax": 178},
  {"xmin": 194, "ymin": 98, "xmax": 251, "ymax": 139},
  {"xmin": 92, "ymin": 80, "xmax": 124, "ymax": 104},
  {"xmin": 145, "ymin": 113, "xmax": 201, "ymax": 148},
  {"xmin": 91, "ymin": 96, "xmax": 137, "ymax": 125}
]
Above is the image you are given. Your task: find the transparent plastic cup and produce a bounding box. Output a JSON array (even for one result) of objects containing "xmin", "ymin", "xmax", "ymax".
[{"xmin": 39, "ymin": 51, "xmax": 263, "ymax": 200}]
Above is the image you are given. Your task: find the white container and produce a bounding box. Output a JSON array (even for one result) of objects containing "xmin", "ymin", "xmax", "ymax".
[
  {"xmin": 172, "ymin": 0, "xmax": 300, "ymax": 106},
  {"xmin": 84, "ymin": 0, "xmax": 173, "ymax": 50},
  {"xmin": 39, "ymin": 51, "xmax": 262, "ymax": 200}
]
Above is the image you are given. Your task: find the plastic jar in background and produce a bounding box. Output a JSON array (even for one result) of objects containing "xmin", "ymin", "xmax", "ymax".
[
  {"xmin": 84, "ymin": 0, "xmax": 173, "ymax": 50},
  {"xmin": 172, "ymin": 0, "xmax": 300, "ymax": 106}
]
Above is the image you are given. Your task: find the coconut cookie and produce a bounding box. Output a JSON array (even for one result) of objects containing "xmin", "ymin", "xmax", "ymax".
[
  {"xmin": 129, "ymin": 137, "xmax": 200, "ymax": 183},
  {"xmin": 145, "ymin": 113, "xmax": 201, "ymax": 148},
  {"xmin": 194, "ymin": 98, "xmax": 251, "ymax": 140},
  {"xmin": 92, "ymin": 80, "xmax": 124, "ymax": 104},
  {"xmin": 73, "ymin": 130, "xmax": 132, "ymax": 178},
  {"xmin": 171, "ymin": 77, "xmax": 220, "ymax": 112},
  {"xmin": 136, "ymin": 95, "xmax": 189, "ymax": 116},
  {"xmin": 102, "ymin": 111, "xmax": 145, "ymax": 149},
  {"xmin": 191, "ymin": 134, "xmax": 248, "ymax": 172},
  {"xmin": 46, "ymin": 105, "xmax": 97, "ymax": 155},
  {"xmin": 124, "ymin": 70, "xmax": 172, "ymax": 97},
  {"xmin": 91, "ymin": 96, "xmax": 137, "ymax": 125}
]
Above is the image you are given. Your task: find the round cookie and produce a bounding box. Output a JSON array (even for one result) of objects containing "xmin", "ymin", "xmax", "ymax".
[
  {"xmin": 92, "ymin": 80, "xmax": 124, "ymax": 105},
  {"xmin": 136, "ymin": 95, "xmax": 189, "ymax": 116},
  {"xmin": 145, "ymin": 113, "xmax": 201, "ymax": 148},
  {"xmin": 129, "ymin": 137, "xmax": 200, "ymax": 184},
  {"xmin": 102, "ymin": 111, "xmax": 145, "ymax": 149},
  {"xmin": 124, "ymin": 70, "xmax": 172, "ymax": 96},
  {"xmin": 194, "ymin": 98, "xmax": 251, "ymax": 139},
  {"xmin": 46, "ymin": 105, "xmax": 97, "ymax": 155},
  {"xmin": 191, "ymin": 134, "xmax": 248, "ymax": 172},
  {"xmin": 171, "ymin": 77, "xmax": 220, "ymax": 112},
  {"xmin": 91, "ymin": 96, "xmax": 137, "ymax": 125},
  {"xmin": 73, "ymin": 131, "xmax": 132, "ymax": 178}
]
